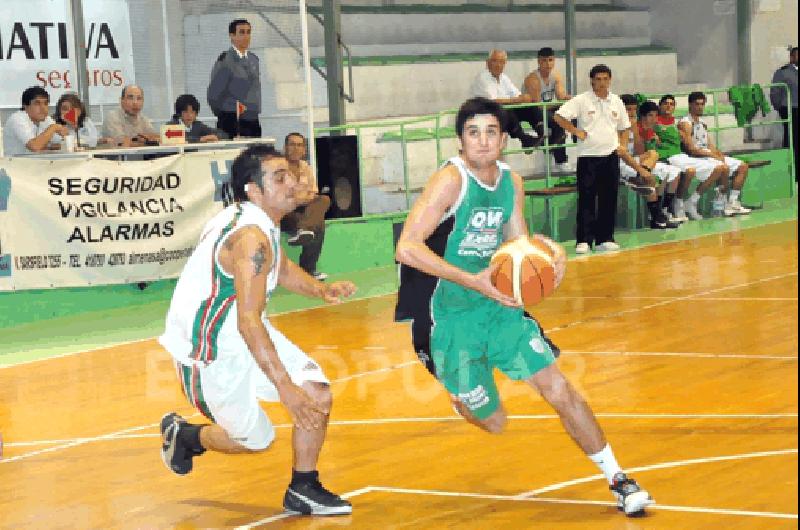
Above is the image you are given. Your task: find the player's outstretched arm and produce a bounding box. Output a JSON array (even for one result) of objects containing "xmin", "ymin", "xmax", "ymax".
[
  {"xmin": 396, "ymin": 165, "xmax": 519, "ymax": 307},
  {"xmin": 277, "ymin": 253, "xmax": 357, "ymax": 304},
  {"xmin": 226, "ymin": 226, "xmax": 324, "ymax": 430}
]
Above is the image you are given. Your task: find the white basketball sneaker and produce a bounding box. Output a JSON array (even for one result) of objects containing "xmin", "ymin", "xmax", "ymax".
[
  {"xmin": 727, "ymin": 200, "xmax": 752, "ymax": 215},
  {"xmin": 610, "ymin": 472, "xmax": 655, "ymax": 516},
  {"xmin": 596, "ymin": 241, "xmax": 621, "ymax": 252},
  {"xmin": 575, "ymin": 242, "xmax": 591, "ymax": 254},
  {"xmin": 685, "ymin": 199, "xmax": 703, "ymax": 220}
]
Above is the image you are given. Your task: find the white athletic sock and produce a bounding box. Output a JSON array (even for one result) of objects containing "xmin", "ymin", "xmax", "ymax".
[
  {"xmin": 689, "ymin": 192, "xmax": 701, "ymax": 204},
  {"xmin": 588, "ymin": 443, "xmax": 623, "ymax": 484},
  {"xmin": 729, "ymin": 189, "xmax": 740, "ymax": 202}
]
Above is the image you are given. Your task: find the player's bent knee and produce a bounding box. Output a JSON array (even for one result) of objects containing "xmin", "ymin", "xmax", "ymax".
[
  {"xmin": 303, "ymin": 381, "xmax": 333, "ymax": 414},
  {"xmin": 241, "ymin": 425, "xmax": 276, "ymax": 452}
]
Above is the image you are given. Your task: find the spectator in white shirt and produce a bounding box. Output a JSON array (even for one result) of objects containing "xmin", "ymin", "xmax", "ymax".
[
  {"xmin": 51, "ymin": 92, "xmax": 101, "ymax": 148},
  {"xmin": 469, "ymin": 49, "xmax": 539, "ymax": 150},
  {"xmin": 2, "ymin": 86, "xmax": 69, "ymax": 156},
  {"xmin": 554, "ymin": 64, "xmax": 648, "ymax": 254}
]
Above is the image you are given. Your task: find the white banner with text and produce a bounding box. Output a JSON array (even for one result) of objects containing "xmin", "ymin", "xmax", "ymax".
[
  {"xmin": 0, "ymin": 150, "xmax": 242, "ymax": 290},
  {"xmin": 0, "ymin": 0, "xmax": 135, "ymax": 107}
]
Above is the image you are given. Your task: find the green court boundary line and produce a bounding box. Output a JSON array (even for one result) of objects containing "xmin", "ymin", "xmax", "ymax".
[{"xmin": 1, "ymin": 201, "xmax": 795, "ymax": 369}]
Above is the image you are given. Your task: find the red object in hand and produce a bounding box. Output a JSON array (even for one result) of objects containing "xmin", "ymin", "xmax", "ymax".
[
  {"xmin": 63, "ymin": 108, "xmax": 79, "ymax": 127},
  {"xmin": 236, "ymin": 100, "xmax": 247, "ymax": 118}
]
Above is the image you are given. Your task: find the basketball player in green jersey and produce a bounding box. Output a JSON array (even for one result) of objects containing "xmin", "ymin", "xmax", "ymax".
[{"xmin": 395, "ymin": 97, "xmax": 654, "ymax": 516}]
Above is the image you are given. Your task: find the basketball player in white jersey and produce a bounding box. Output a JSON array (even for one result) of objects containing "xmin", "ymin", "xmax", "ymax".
[
  {"xmin": 523, "ymin": 47, "xmax": 573, "ymax": 171},
  {"xmin": 159, "ymin": 145, "xmax": 355, "ymax": 516},
  {"xmin": 678, "ymin": 91, "xmax": 751, "ymax": 215}
]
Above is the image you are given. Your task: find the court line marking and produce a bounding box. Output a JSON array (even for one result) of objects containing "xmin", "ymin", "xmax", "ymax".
[
  {"xmin": 543, "ymin": 271, "xmax": 797, "ymax": 334},
  {"xmin": 2, "ymin": 218, "xmax": 795, "ymax": 370},
  {"xmin": 515, "ymin": 448, "xmax": 799, "ymax": 498},
  {"xmin": 562, "ymin": 350, "xmax": 798, "ymax": 361},
  {"xmin": 0, "ymin": 362, "xmax": 417, "ymax": 460},
  {"xmin": 5, "ymin": 413, "xmax": 796, "ymax": 449},
  {"xmin": 365, "ymin": 486, "xmax": 798, "ymax": 521},
  {"xmin": 553, "ymin": 296, "xmax": 798, "ymax": 301},
  {"xmin": 238, "ymin": 448, "xmax": 799, "ymax": 527}
]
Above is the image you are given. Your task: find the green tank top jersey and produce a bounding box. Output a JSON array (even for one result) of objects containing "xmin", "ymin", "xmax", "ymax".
[
  {"xmin": 431, "ymin": 156, "xmax": 515, "ymax": 315},
  {"xmin": 651, "ymin": 123, "xmax": 682, "ymax": 160}
]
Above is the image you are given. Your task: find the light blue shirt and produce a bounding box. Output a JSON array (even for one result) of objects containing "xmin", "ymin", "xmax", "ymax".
[{"xmin": 2, "ymin": 111, "xmax": 55, "ymax": 156}]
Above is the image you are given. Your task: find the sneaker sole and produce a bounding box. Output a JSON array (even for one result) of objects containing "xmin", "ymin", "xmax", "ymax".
[
  {"xmin": 160, "ymin": 413, "xmax": 189, "ymax": 476},
  {"xmin": 622, "ymin": 491, "xmax": 655, "ymax": 516},
  {"xmin": 284, "ymin": 489, "xmax": 353, "ymax": 516},
  {"xmin": 284, "ymin": 506, "xmax": 353, "ymax": 516}
]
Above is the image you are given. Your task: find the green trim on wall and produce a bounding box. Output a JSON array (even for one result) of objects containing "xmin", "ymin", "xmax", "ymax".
[
  {"xmin": 308, "ymin": 4, "xmax": 648, "ymax": 15},
  {"xmin": 311, "ymin": 46, "xmax": 675, "ymax": 69}
]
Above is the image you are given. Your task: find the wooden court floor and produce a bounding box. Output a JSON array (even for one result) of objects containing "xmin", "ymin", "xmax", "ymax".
[{"xmin": 1, "ymin": 221, "xmax": 797, "ymax": 529}]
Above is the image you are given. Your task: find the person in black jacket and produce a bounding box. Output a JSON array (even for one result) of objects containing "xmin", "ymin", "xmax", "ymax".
[{"xmin": 167, "ymin": 94, "xmax": 228, "ymax": 143}]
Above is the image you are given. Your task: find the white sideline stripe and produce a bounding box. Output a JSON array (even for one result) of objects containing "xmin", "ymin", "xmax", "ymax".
[
  {"xmin": 364, "ymin": 486, "xmax": 797, "ymax": 520},
  {"xmin": 515, "ymin": 448, "xmax": 799, "ymax": 498},
  {"xmin": 562, "ymin": 350, "xmax": 798, "ymax": 361},
  {"xmin": 543, "ymin": 272, "xmax": 797, "ymax": 334},
  {"xmin": 553, "ymin": 296, "xmax": 798, "ymax": 301},
  {"xmin": 233, "ymin": 486, "xmax": 374, "ymax": 529},
  {"xmin": 331, "ymin": 360, "xmax": 418, "ymax": 383},
  {"xmin": 5, "ymin": 413, "xmax": 796, "ymax": 449},
  {"xmin": 1, "ymin": 253, "xmax": 795, "ymax": 371},
  {"xmin": 0, "ymin": 359, "xmax": 417, "ymax": 460},
  {"xmin": 0, "ymin": 291, "xmax": 394, "ymax": 370}
]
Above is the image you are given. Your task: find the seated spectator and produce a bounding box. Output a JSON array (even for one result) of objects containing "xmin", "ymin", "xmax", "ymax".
[
  {"xmin": 281, "ymin": 132, "xmax": 331, "ymax": 281},
  {"xmin": 637, "ymin": 100, "xmax": 693, "ymax": 223},
  {"xmin": 2, "ymin": 86, "xmax": 69, "ymax": 156},
  {"xmin": 655, "ymin": 94, "xmax": 727, "ymax": 220},
  {"xmin": 619, "ymin": 94, "xmax": 680, "ymax": 229},
  {"xmin": 523, "ymin": 47, "xmax": 573, "ymax": 170},
  {"xmin": 166, "ymin": 94, "xmax": 228, "ymax": 143},
  {"xmin": 470, "ymin": 49, "xmax": 539, "ymax": 150},
  {"xmin": 678, "ymin": 91, "xmax": 751, "ymax": 215},
  {"xmin": 52, "ymin": 93, "xmax": 100, "ymax": 148},
  {"xmin": 103, "ymin": 85, "xmax": 159, "ymax": 147}
]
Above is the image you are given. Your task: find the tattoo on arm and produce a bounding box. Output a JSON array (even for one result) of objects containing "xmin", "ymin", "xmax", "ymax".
[{"xmin": 251, "ymin": 243, "xmax": 268, "ymax": 275}]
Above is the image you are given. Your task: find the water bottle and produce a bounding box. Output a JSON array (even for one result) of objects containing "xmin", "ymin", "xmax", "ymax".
[{"xmin": 712, "ymin": 195, "xmax": 725, "ymax": 217}]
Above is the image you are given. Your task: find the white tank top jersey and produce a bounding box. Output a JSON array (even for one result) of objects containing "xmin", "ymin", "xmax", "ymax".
[
  {"xmin": 159, "ymin": 201, "xmax": 281, "ymax": 366},
  {"xmin": 534, "ymin": 70, "xmax": 557, "ymax": 102},
  {"xmin": 678, "ymin": 115, "xmax": 709, "ymax": 149}
]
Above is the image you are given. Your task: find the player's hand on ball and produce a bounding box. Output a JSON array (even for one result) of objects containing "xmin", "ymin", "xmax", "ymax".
[
  {"xmin": 322, "ymin": 281, "xmax": 357, "ymax": 304},
  {"xmin": 473, "ymin": 263, "xmax": 523, "ymax": 308}
]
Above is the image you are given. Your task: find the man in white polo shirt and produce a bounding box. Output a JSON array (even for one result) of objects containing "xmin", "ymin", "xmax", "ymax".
[
  {"xmin": 2, "ymin": 86, "xmax": 69, "ymax": 156},
  {"xmin": 554, "ymin": 65, "xmax": 649, "ymax": 254},
  {"xmin": 470, "ymin": 49, "xmax": 539, "ymax": 150}
]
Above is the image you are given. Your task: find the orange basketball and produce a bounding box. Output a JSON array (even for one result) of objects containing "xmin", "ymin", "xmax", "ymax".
[{"xmin": 490, "ymin": 235, "xmax": 565, "ymax": 306}]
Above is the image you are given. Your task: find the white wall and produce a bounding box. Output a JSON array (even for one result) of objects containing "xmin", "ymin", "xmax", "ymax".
[
  {"xmin": 749, "ymin": 0, "xmax": 798, "ymax": 85},
  {"xmin": 616, "ymin": 0, "xmax": 739, "ymax": 87},
  {"xmin": 616, "ymin": 0, "xmax": 797, "ymax": 88}
]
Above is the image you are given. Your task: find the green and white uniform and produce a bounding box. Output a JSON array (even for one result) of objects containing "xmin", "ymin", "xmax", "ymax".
[
  {"xmin": 395, "ymin": 157, "xmax": 558, "ymax": 420},
  {"xmin": 160, "ymin": 201, "xmax": 328, "ymax": 450}
]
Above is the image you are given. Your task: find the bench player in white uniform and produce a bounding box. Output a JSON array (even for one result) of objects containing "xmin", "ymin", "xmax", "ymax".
[
  {"xmin": 158, "ymin": 145, "xmax": 355, "ymax": 516},
  {"xmin": 619, "ymin": 94, "xmax": 681, "ymax": 229},
  {"xmin": 677, "ymin": 91, "xmax": 751, "ymax": 215},
  {"xmin": 657, "ymin": 95, "xmax": 728, "ymax": 220}
]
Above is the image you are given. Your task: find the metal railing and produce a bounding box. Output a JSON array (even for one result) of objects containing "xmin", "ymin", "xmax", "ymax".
[{"xmin": 313, "ymin": 82, "xmax": 796, "ymax": 215}]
